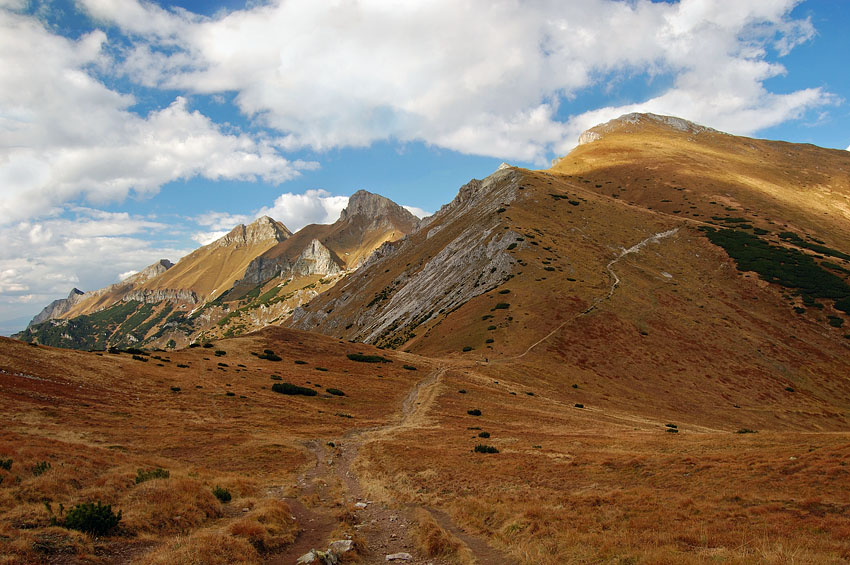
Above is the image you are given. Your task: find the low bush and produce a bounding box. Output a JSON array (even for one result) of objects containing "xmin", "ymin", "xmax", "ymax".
[
  {"xmin": 202, "ymin": 343, "xmax": 213, "ymax": 348},
  {"xmin": 272, "ymin": 382, "xmax": 317, "ymax": 396},
  {"xmin": 665, "ymin": 423, "xmax": 678, "ymax": 429},
  {"xmin": 212, "ymin": 486, "xmax": 231, "ymax": 503},
  {"xmin": 462, "ymin": 346, "xmax": 473, "ymax": 352},
  {"xmin": 270, "ymin": 375, "xmax": 282, "ymax": 381},
  {"xmin": 63, "ymin": 501, "xmax": 122, "ymax": 535},
  {"xmin": 474, "ymin": 444, "xmax": 499, "ymax": 454},
  {"xmin": 294, "ymin": 360, "xmax": 307, "ymax": 365},
  {"xmin": 736, "ymin": 428, "xmax": 758, "ymax": 434},
  {"xmin": 458, "ymin": 389, "xmax": 466, "ymax": 394},
  {"xmin": 326, "ymin": 388, "xmax": 345, "ymax": 396},
  {"xmin": 574, "ymin": 403, "xmax": 584, "ymax": 408},
  {"xmin": 347, "ymin": 353, "xmax": 392, "ymax": 363},
  {"xmin": 32, "ymin": 461, "xmax": 51, "ymax": 476},
  {"xmin": 0, "ymin": 458, "xmax": 11, "ymax": 470},
  {"xmin": 258, "ymin": 351, "xmax": 282, "ymax": 361},
  {"xmin": 467, "ymin": 409, "xmax": 482, "ymax": 416},
  {"xmin": 485, "ymin": 338, "xmax": 494, "ymax": 343},
  {"xmin": 170, "ymin": 386, "xmax": 181, "ymax": 392},
  {"xmin": 315, "ymin": 367, "xmax": 328, "ymax": 372},
  {"xmin": 402, "ymin": 365, "xmax": 417, "ymax": 371},
  {"xmin": 478, "ymin": 431, "xmax": 490, "ymax": 438},
  {"xmin": 214, "ymin": 350, "xmax": 226, "ymax": 356},
  {"xmin": 136, "ymin": 468, "xmax": 169, "ymax": 484},
  {"xmin": 493, "ymin": 303, "xmax": 510, "ymax": 310}
]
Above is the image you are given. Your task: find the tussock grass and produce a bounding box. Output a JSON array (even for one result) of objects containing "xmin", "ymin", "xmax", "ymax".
[{"xmin": 412, "ymin": 508, "xmax": 474, "ymax": 563}]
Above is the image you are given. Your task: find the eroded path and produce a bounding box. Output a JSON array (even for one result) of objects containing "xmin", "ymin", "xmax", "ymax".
[{"xmin": 268, "ymin": 365, "xmax": 515, "ymax": 564}]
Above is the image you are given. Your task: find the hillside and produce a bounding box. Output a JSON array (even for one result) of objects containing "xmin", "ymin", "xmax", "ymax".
[{"xmin": 289, "ymin": 113, "xmax": 850, "ymax": 430}]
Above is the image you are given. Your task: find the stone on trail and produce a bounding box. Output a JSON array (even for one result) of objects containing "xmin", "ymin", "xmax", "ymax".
[{"xmin": 386, "ymin": 553, "xmax": 413, "ymax": 561}]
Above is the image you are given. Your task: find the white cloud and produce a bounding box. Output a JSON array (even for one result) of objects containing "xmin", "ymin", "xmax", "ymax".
[
  {"xmin": 118, "ymin": 270, "xmax": 139, "ymax": 281},
  {"xmin": 0, "ymin": 9, "xmax": 314, "ymax": 225},
  {"xmin": 77, "ymin": 0, "xmax": 830, "ymax": 163},
  {"xmin": 0, "ymin": 208, "xmax": 192, "ymax": 331},
  {"xmin": 403, "ymin": 205, "xmax": 430, "ymax": 219}
]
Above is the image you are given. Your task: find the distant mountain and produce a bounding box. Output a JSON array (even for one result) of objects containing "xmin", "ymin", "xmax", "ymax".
[{"xmin": 16, "ymin": 191, "xmax": 419, "ymax": 349}]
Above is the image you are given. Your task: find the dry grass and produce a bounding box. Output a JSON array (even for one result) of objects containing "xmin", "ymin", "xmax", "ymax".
[
  {"xmin": 138, "ymin": 529, "xmax": 260, "ymax": 565},
  {"xmin": 412, "ymin": 508, "xmax": 474, "ymax": 563},
  {"xmin": 0, "ymin": 328, "xmax": 424, "ymax": 562}
]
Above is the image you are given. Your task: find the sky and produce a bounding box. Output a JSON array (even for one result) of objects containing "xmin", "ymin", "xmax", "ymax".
[{"xmin": 1, "ymin": 0, "xmax": 848, "ymax": 334}]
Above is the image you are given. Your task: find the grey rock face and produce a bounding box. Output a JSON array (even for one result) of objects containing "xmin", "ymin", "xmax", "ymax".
[
  {"xmin": 288, "ymin": 166, "xmax": 521, "ymax": 347},
  {"xmin": 122, "ymin": 288, "xmax": 199, "ymax": 305},
  {"xmin": 338, "ymin": 189, "xmax": 419, "ymax": 229},
  {"xmin": 28, "ymin": 288, "xmax": 86, "ymax": 327}
]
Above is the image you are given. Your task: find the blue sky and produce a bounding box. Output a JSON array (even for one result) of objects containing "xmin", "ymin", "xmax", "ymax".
[{"xmin": 1, "ymin": 0, "xmax": 848, "ymax": 334}]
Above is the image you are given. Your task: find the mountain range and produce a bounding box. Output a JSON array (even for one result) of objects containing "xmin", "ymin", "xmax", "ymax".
[{"xmin": 4, "ymin": 113, "xmax": 850, "ymax": 563}]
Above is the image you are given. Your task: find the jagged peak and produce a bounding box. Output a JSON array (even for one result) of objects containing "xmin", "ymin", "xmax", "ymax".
[
  {"xmin": 218, "ymin": 216, "xmax": 291, "ymax": 247},
  {"xmin": 578, "ymin": 112, "xmax": 718, "ymax": 145},
  {"xmin": 338, "ymin": 190, "xmax": 418, "ymax": 225},
  {"xmin": 68, "ymin": 288, "xmax": 85, "ymax": 298}
]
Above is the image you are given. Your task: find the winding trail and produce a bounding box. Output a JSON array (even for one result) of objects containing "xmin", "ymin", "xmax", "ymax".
[
  {"xmin": 506, "ymin": 227, "xmax": 679, "ymax": 361},
  {"xmin": 268, "ymin": 364, "xmax": 515, "ymax": 564}
]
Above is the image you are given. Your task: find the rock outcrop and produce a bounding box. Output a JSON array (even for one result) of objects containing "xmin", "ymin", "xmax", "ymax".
[
  {"xmin": 216, "ymin": 216, "xmax": 292, "ymax": 248},
  {"xmin": 577, "ymin": 112, "xmax": 719, "ymax": 145},
  {"xmin": 28, "ymin": 288, "xmax": 87, "ymax": 327}
]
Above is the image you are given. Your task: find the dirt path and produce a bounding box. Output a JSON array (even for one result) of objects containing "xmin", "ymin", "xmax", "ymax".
[
  {"xmin": 504, "ymin": 227, "xmax": 679, "ymax": 362},
  {"xmin": 267, "ymin": 365, "xmax": 516, "ymax": 564}
]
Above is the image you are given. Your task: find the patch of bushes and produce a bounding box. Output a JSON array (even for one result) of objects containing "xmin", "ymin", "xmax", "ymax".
[
  {"xmin": 478, "ymin": 431, "xmax": 490, "ymax": 438},
  {"xmin": 258, "ymin": 350, "xmax": 282, "ymax": 361},
  {"xmin": 347, "ymin": 352, "xmax": 392, "ymax": 363},
  {"xmin": 212, "ymin": 486, "xmax": 231, "ymax": 503},
  {"xmin": 326, "ymin": 388, "xmax": 345, "ymax": 396},
  {"xmin": 467, "ymin": 409, "xmax": 482, "ymax": 416},
  {"xmin": 136, "ymin": 468, "xmax": 170, "ymax": 484},
  {"xmin": 132, "ymin": 355, "xmax": 148, "ymax": 362},
  {"xmin": 828, "ymin": 316, "xmax": 844, "ymax": 328},
  {"xmin": 474, "ymin": 444, "xmax": 499, "ymax": 454},
  {"xmin": 62, "ymin": 501, "xmax": 122, "ymax": 535},
  {"xmin": 272, "ymin": 382, "xmax": 318, "ymax": 396},
  {"xmin": 32, "ymin": 461, "xmax": 51, "ymax": 476}
]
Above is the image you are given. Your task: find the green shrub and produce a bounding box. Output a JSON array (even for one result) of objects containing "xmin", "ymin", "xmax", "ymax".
[
  {"xmin": 736, "ymin": 428, "xmax": 757, "ymax": 434},
  {"xmin": 498, "ymin": 289, "xmax": 511, "ymax": 294},
  {"xmin": 665, "ymin": 423, "xmax": 678, "ymax": 429},
  {"xmin": 462, "ymin": 346, "xmax": 473, "ymax": 352},
  {"xmin": 135, "ymin": 468, "xmax": 169, "ymax": 484},
  {"xmin": 487, "ymin": 325, "xmax": 497, "ymax": 331},
  {"xmin": 666, "ymin": 428, "xmax": 679, "ymax": 434},
  {"xmin": 188, "ymin": 343, "xmax": 200, "ymax": 348},
  {"xmin": 326, "ymin": 388, "xmax": 345, "ymax": 396},
  {"xmin": 32, "ymin": 461, "xmax": 51, "ymax": 476},
  {"xmin": 402, "ymin": 365, "xmax": 417, "ymax": 371},
  {"xmin": 574, "ymin": 403, "xmax": 584, "ymax": 408},
  {"xmin": 493, "ymin": 303, "xmax": 510, "ymax": 310},
  {"xmin": 474, "ymin": 444, "xmax": 499, "ymax": 454},
  {"xmin": 170, "ymin": 386, "xmax": 181, "ymax": 392},
  {"xmin": 485, "ymin": 338, "xmax": 494, "ymax": 344},
  {"xmin": 132, "ymin": 355, "xmax": 148, "ymax": 362},
  {"xmin": 828, "ymin": 316, "xmax": 844, "ymax": 328},
  {"xmin": 0, "ymin": 458, "xmax": 11, "ymax": 470},
  {"xmin": 258, "ymin": 351, "xmax": 282, "ymax": 361},
  {"xmin": 467, "ymin": 409, "xmax": 482, "ymax": 416},
  {"xmin": 458, "ymin": 389, "xmax": 466, "ymax": 394},
  {"xmin": 506, "ymin": 243, "xmax": 517, "ymax": 250},
  {"xmin": 315, "ymin": 367, "xmax": 328, "ymax": 372},
  {"xmin": 212, "ymin": 486, "xmax": 231, "ymax": 503},
  {"xmin": 272, "ymin": 382, "xmax": 317, "ymax": 396},
  {"xmin": 214, "ymin": 350, "xmax": 226, "ymax": 356},
  {"xmin": 63, "ymin": 501, "xmax": 121, "ymax": 535},
  {"xmin": 202, "ymin": 343, "xmax": 213, "ymax": 348},
  {"xmin": 347, "ymin": 353, "xmax": 392, "ymax": 363},
  {"xmin": 478, "ymin": 431, "xmax": 490, "ymax": 438},
  {"xmin": 785, "ymin": 386, "xmax": 795, "ymax": 392},
  {"xmin": 225, "ymin": 391, "xmax": 236, "ymax": 396},
  {"xmin": 270, "ymin": 375, "xmax": 282, "ymax": 381},
  {"xmin": 294, "ymin": 360, "xmax": 307, "ymax": 365}
]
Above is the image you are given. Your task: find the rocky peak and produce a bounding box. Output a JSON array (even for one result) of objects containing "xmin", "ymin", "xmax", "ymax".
[
  {"xmin": 218, "ymin": 216, "xmax": 291, "ymax": 248},
  {"xmin": 578, "ymin": 112, "xmax": 718, "ymax": 145},
  {"xmin": 125, "ymin": 259, "xmax": 174, "ymax": 285},
  {"xmin": 338, "ymin": 190, "xmax": 418, "ymax": 227}
]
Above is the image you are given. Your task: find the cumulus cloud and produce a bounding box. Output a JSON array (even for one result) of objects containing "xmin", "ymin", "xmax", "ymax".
[
  {"xmin": 77, "ymin": 0, "xmax": 830, "ymax": 163},
  {"xmin": 0, "ymin": 8, "xmax": 314, "ymax": 225},
  {"xmin": 0, "ymin": 208, "xmax": 192, "ymax": 332}
]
